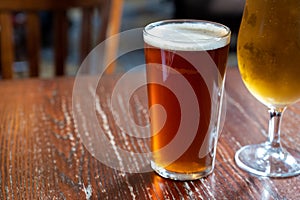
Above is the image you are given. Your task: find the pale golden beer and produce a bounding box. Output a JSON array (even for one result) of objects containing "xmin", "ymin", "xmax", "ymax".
[
  {"xmin": 235, "ymin": 0, "xmax": 300, "ymax": 177},
  {"xmin": 238, "ymin": 0, "xmax": 300, "ymax": 107},
  {"xmin": 143, "ymin": 20, "xmax": 230, "ymax": 180}
]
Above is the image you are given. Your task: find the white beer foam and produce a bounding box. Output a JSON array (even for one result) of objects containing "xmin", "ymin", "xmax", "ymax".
[{"xmin": 144, "ymin": 22, "xmax": 230, "ymax": 51}]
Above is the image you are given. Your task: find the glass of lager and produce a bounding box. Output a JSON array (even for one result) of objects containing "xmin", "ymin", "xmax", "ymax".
[
  {"xmin": 235, "ymin": 0, "xmax": 300, "ymax": 177},
  {"xmin": 143, "ymin": 20, "xmax": 231, "ymax": 180}
]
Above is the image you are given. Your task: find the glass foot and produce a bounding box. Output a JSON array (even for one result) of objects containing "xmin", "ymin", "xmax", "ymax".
[{"xmin": 235, "ymin": 143, "xmax": 300, "ymax": 178}]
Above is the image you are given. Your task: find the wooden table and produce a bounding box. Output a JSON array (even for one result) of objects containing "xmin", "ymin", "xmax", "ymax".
[{"xmin": 0, "ymin": 67, "xmax": 299, "ymax": 199}]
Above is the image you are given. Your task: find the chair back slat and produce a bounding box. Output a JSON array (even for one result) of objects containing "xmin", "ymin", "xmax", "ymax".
[
  {"xmin": 26, "ymin": 12, "xmax": 40, "ymax": 77},
  {"xmin": 53, "ymin": 10, "xmax": 68, "ymax": 76},
  {"xmin": 0, "ymin": 12, "xmax": 14, "ymax": 79},
  {"xmin": 80, "ymin": 8, "xmax": 93, "ymax": 62}
]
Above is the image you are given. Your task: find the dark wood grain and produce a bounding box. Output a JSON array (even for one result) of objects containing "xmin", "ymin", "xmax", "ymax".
[{"xmin": 0, "ymin": 68, "xmax": 299, "ymax": 199}]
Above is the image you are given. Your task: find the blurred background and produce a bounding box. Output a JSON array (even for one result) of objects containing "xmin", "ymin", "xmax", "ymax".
[{"xmin": 4, "ymin": 0, "xmax": 245, "ymax": 78}]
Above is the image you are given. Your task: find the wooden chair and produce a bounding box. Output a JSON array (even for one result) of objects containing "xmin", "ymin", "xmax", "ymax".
[{"xmin": 0, "ymin": 0, "xmax": 123, "ymax": 79}]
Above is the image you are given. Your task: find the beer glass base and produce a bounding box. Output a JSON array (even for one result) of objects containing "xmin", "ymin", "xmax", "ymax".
[
  {"xmin": 151, "ymin": 161, "xmax": 213, "ymax": 181},
  {"xmin": 235, "ymin": 143, "xmax": 300, "ymax": 178}
]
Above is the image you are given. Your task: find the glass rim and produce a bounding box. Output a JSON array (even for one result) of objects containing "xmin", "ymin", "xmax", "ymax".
[{"xmin": 143, "ymin": 19, "xmax": 231, "ymax": 43}]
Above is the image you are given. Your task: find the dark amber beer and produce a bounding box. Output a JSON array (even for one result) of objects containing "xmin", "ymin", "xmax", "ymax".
[{"xmin": 143, "ymin": 20, "xmax": 231, "ymax": 180}]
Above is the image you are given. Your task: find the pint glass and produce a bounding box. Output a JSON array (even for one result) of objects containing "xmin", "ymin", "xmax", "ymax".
[{"xmin": 143, "ymin": 20, "xmax": 231, "ymax": 180}]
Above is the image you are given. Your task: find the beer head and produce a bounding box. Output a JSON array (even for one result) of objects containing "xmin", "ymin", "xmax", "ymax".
[{"xmin": 143, "ymin": 20, "xmax": 231, "ymax": 51}]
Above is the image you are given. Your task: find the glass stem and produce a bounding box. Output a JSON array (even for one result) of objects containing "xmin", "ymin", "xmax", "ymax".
[{"xmin": 268, "ymin": 107, "xmax": 286, "ymax": 149}]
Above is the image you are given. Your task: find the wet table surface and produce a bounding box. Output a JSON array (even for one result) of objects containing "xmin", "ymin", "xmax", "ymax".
[{"xmin": 0, "ymin": 67, "xmax": 299, "ymax": 199}]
